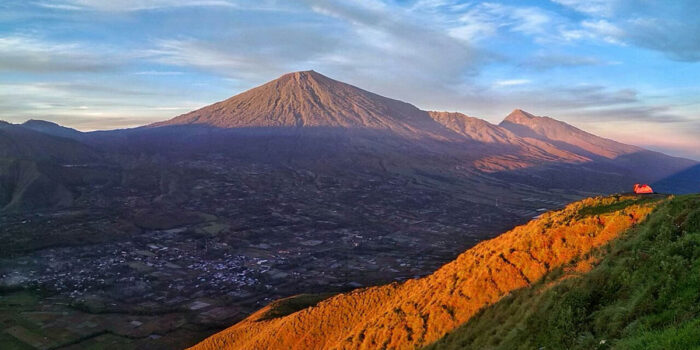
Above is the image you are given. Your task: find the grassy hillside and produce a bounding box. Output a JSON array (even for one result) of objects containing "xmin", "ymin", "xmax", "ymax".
[
  {"xmin": 425, "ymin": 194, "xmax": 700, "ymax": 350},
  {"xmin": 192, "ymin": 195, "xmax": 662, "ymax": 350}
]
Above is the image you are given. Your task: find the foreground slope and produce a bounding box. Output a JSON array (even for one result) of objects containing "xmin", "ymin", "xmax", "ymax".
[
  {"xmin": 192, "ymin": 195, "xmax": 661, "ymax": 350},
  {"xmin": 427, "ymin": 194, "xmax": 700, "ymax": 350}
]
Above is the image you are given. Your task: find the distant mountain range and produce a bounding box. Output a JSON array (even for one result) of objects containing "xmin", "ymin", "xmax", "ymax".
[
  {"xmin": 150, "ymin": 70, "xmax": 698, "ymax": 192},
  {"xmin": 1, "ymin": 70, "xmax": 698, "ymax": 212}
]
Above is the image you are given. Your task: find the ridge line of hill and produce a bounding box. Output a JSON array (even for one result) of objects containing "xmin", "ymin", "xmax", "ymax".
[{"xmin": 425, "ymin": 194, "xmax": 700, "ymax": 349}]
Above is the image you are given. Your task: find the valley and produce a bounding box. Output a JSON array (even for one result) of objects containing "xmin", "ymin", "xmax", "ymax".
[
  {"xmin": 0, "ymin": 155, "xmax": 576, "ymax": 349},
  {"xmin": 4, "ymin": 0, "xmax": 699, "ymax": 347}
]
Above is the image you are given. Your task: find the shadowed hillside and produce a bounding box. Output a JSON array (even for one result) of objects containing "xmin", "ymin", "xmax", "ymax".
[
  {"xmin": 653, "ymin": 164, "xmax": 700, "ymax": 194},
  {"xmin": 0, "ymin": 122, "xmax": 98, "ymax": 163},
  {"xmin": 0, "ymin": 122, "xmax": 103, "ymax": 211},
  {"xmin": 191, "ymin": 195, "xmax": 662, "ymax": 350}
]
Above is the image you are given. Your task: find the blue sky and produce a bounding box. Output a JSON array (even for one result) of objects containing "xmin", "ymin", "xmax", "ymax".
[{"xmin": 1, "ymin": 0, "xmax": 699, "ymax": 159}]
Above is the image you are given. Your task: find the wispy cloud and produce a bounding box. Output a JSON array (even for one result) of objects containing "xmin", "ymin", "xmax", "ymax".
[
  {"xmin": 521, "ymin": 52, "xmax": 612, "ymax": 70},
  {"xmin": 494, "ymin": 79, "xmax": 530, "ymax": 87},
  {"xmin": 580, "ymin": 19, "xmax": 624, "ymax": 44},
  {"xmin": 138, "ymin": 0, "xmax": 488, "ymax": 107},
  {"xmin": 33, "ymin": 2, "xmax": 84, "ymax": 11},
  {"xmin": 416, "ymin": 1, "xmax": 577, "ymax": 44},
  {"xmin": 0, "ymin": 35, "xmax": 124, "ymax": 72},
  {"xmin": 34, "ymin": 0, "xmax": 240, "ymax": 12},
  {"xmin": 133, "ymin": 70, "xmax": 183, "ymax": 76},
  {"xmin": 551, "ymin": 0, "xmax": 615, "ymax": 16},
  {"xmin": 556, "ymin": 0, "xmax": 700, "ymax": 61},
  {"xmin": 0, "ymin": 81, "xmax": 207, "ymax": 130},
  {"xmin": 143, "ymin": 23, "xmax": 341, "ymax": 82}
]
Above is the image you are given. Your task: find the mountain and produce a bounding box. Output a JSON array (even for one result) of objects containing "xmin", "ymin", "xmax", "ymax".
[
  {"xmin": 149, "ymin": 71, "xmax": 696, "ymax": 184},
  {"xmin": 0, "ymin": 122, "xmax": 97, "ymax": 163},
  {"xmin": 191, "ymin": 195, "xmax": 662, "ymax": 350},
  {"xmin": 136, "ymin": 72, "xmax": 611, "ymax": 182},
  {"xmin": 428, "ymin": 111, "xmax": 521, "ymax": 144},
  {"xmin": 151, "ymin": 70, "xmax": 451, "ymax": 139},
  {"xmin": 147, "ymin": 71, "xmax": 645, "ymax": 175},
  {"xmin": 21, "ymin": 119, "xmax": 83, "ymax": 141}
]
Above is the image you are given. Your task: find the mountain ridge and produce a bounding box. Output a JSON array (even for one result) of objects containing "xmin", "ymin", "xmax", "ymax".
[
  {"xmin": 146, "ymin": 70, "xmax": 700, "ymax": 181},
  {"xmin": 21, "ymin": 119, "xmax": 83, "ymax": 140},
  {"xmin": 13, "ymin": 71, "xmax": 695, "ymax": 172},
  {"xmin": 8, "ymin": 70, "xmax": 700, "ymax": 202},
  {"xmin": 500, "ymin": 109, "xmax": 641, "ymax": 159}
]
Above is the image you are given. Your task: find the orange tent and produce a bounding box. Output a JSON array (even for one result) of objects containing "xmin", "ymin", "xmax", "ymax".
[{"xmin": 634, "ymin": 183, "xmax": 654, "ymax": 194}]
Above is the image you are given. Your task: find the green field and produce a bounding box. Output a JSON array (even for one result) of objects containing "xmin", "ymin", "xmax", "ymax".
[{"xmin": 0, "ymin": 289, "xmax": 214, "ymax": 350}]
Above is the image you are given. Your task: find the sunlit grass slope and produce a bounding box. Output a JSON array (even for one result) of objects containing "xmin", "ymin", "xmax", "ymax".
[
  {"xmin": 426, "ymin": 194, "xmax": 700, "ymax": 350},
  {"xmin": 192, "ymin": 195, "xmax": 662, "ymax": 350}
]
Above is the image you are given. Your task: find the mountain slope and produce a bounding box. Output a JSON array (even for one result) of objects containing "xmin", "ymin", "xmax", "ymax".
[
  {"xmin": 0, "ymin": 122, "xmax": 100, "ymax": 211},
  {"xmin": 0, "ymin": 159, "xmax": 74, "ymax": 211},
  {"xmin": 191, "ymin": 195, "xmax": 661, "ymax": 350},
  {"xmin": 499, "ymin": 109, "xmax": 640, "ymax": 160},
  {"xmin": 428, "ymin": 111, "xmax": 522, "ymax": 144},
  {"xmin": 426, "ymin": 194, "xmax": 700, "ymax": 350},
  {"xmin": 498, "ymin": 109, "xmax": 698, "ymax": 188},
  {"xmin": 653, "ymin": 164, "xmax": 700, "ymax": 194},
  {"xmin": 429, "ymin": 111, "xmax": 587, "ymax": 165}
]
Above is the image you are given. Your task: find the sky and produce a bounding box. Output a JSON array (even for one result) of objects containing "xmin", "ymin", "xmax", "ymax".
[{"xmin": 1, "ymin": 0, "xmax": 699, "ymax": 159}]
